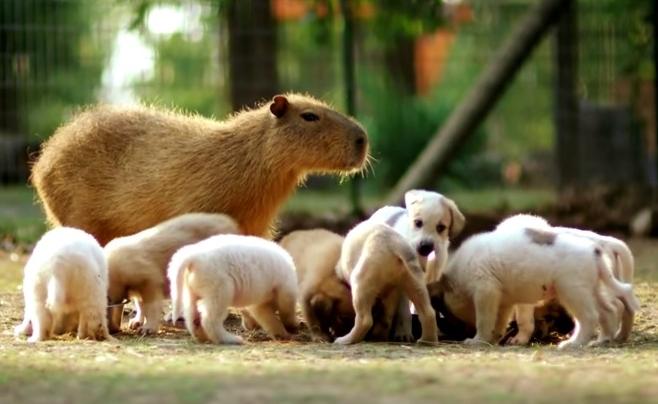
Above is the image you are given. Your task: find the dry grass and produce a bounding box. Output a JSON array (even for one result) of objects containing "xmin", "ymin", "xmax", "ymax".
[{"xmin": 0, "ymin": 240, "xmax": 657, "ymax": 404}]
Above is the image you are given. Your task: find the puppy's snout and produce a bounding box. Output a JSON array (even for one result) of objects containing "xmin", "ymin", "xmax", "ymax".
[{"xmin": 417, "ymin": 241, "xmax": 434, "ymax": 257}]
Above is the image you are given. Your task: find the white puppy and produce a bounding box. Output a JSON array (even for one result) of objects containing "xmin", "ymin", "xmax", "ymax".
[
  {"xmin": 168, "ymin": 234, "xmax": 298, "ymax": 344},
  {"xmin": 368, "ymin": 189, "xmax": 464, "ymax": 340},
  {"xmin": 334, "ymin": 221, "xmax": 438, "ymax": 345},
  {"xmin": 104, "ymin": 213, "xmax": 240, "ymax": 334},
  {"xmin": 437, "ymin": 223, "xmax": 639, "ymax": 349},
  {"xmin": 14, "ymin": 227, "xmax": 110, "ymax": 342},
  {"xmin": 497, "ymin": 215, "xmax": 636, "ymax": 344}
]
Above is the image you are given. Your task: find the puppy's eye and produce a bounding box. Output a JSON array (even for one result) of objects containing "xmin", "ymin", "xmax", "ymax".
[
  {"xmin": 436, "ymin": 224, "xmax": 447, "ymax": 233},
  {"xmin": 301, "ymin": 112, "xmax": 319, "ymax": 122},
  {"xmin": 414, "ymin": 219, "xmax": 423, "ymax": 228}
]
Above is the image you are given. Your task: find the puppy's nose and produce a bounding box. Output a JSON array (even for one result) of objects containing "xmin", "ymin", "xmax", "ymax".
[{"xmin": 417, "ymin": 241, "xmax": 434, "ymax": 257}]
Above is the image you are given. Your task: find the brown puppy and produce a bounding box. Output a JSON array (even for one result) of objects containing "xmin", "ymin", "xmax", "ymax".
[
  {"xmin": 335, "ymin": 221, "xmax": 438, "ymax": 345},
  {"xmin": 279, "ymin": 229, "xmax": 354, "ymax": 341},
  {"xmin": 32, "ymin": 94, "xmax": 369, "ymax": 245},
  {"xmin": 105, "ymin": 213, "xmax": 240, "ymax": 334}
]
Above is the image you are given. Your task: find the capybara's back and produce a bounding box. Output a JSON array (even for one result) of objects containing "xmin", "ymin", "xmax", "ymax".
[{"xmin": 32, "ymin": 94, "xmax": 369, "ymax": 245}]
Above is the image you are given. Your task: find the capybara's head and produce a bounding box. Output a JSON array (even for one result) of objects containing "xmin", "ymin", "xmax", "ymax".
[{"xmin": 266, "ymin": 94, "xmax": 369, "ymax": 173}]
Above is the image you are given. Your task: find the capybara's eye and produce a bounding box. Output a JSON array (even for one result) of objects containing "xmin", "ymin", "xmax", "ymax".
[
  {"xmin": 301, "ymin": 112, "xmax": 320, "ymax": 122},
  {"xmin": 436, "ymin": 224, "xmax": 447, "ymax": 233},
  {"xmin": 414, "ymin": 219, "xmax": 423, "ymax": 228}
]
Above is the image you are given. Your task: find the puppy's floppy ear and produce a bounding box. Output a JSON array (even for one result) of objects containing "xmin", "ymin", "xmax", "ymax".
[
  {"xmin": 270, "ymin": 95, "xmax": 289, "ymax": 118},
  {"xmin": 404, "ymin": 189, "xmax": 424, "ymax": 207},
  {"xmin": 442, "ymin": 197, "xmax": 465, "ymax": 238}
]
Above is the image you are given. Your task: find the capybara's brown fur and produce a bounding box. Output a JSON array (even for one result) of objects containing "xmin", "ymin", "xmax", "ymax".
[{"xmin": 32, "ymin": 94, "xmax": 369, "ymax": 245}]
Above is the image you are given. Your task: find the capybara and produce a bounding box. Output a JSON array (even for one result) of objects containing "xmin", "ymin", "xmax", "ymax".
[
  {"xmin": 168, "ymin": 234, "xmax": 298, "ymax": 344},
  {"xmin": 14, "ymin": 227, "xmax": 111, "ymax": 342},
  {"xmin": 32, "ymin": 93, "xmax": 369, "ymax": 245},
  {"xmin": 104, "ymin": 213, "xmax": 240, "ymax": 334}
]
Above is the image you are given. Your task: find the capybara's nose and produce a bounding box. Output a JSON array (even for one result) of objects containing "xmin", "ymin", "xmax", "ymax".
[
  {"xmin": 355, "ymin": 136, "xmax": 366, "ymax": 148},
  {"xmin": 417, "ymin": 241, "xmax": 434, "ymax": 257}
]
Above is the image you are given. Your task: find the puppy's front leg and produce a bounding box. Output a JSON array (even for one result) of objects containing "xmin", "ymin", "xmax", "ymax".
[
  {"xmin": 509, "ymin": 304, "xmax": 535, "ymax": 345},
  {"xmin": 128, "ymin": 297, "xmax": 145, "ymax": 330},
  {"xmin": 402, "ymin": 273, "xmax": 438, "ymax": 344},
  {"xmin": 390, "ymin": 294, "xmax": 414, "ymax": 342},
  {"xmin": 139, "ymin": 297, "xmax": 164, "ymax": 335},
  {"xmin": 246, "ymin": 303, "xmax": 290, "ymax": 340}
]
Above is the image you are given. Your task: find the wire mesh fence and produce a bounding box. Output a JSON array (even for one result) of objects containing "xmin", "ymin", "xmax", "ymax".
[{"xmin": 0, "ymin": 0, "xmax": 653, "ymax": 191}]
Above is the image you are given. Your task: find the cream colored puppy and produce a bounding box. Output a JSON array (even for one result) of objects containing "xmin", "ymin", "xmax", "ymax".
[
  {"xmin": 497, "ymin": 215, "xmax": 636, "ymax": 344},
  {"xmin": 368, "ymin": 189, "xmax": 464, "ymax": 341},
  {"xmin": 334, "ymin": 221, "xmax": 438, "ymax": 345},
  {"xmin": 279, "ymin": 229, "xmax": 354, "ymax": 341},
  {"xmin": 168, "ymin": 234, "xmax": 298, "ymax": 344},
  {"xmin": 104, "ymin": 213, "xmax": 239, "ymax": 334},
  {"xmin": 14, "ymin": 227, "xmax": 110, "ymax": 342},
  {"xmin": 437, "ymin": 223, "xmax": 639, "ymax": 349}
]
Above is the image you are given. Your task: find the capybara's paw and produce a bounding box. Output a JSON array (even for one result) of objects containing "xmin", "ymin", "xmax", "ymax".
[
  {"xmin": 392, "ymin": 331, "xmax": 415, "ymax": 343},
  {"xmin": 310, "ymin": 333, "xmax": 332, "ymax": 343},
  {"xmin": 416, "ymin": 338, "xmax": 439, "ymax": 347},
  {"xmin": 174, "ymin": 317, "xmax": 186, "ymax": 328}
]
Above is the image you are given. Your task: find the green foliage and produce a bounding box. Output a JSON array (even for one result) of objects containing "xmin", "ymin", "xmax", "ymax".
[{"xmin": 1, "ymin": 0, "xmax": 111, "ymax": 139}]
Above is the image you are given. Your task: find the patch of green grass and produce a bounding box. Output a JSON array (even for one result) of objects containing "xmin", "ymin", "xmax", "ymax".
[{"xmin": 0, "ymin": 185, "xmax": 46, "ymax": 245}]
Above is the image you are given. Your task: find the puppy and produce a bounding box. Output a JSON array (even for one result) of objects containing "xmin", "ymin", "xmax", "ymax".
[
  {"xmin": 435, "ymin": 223, "xmax": 639, "ymax": 348},
  {"xmin": 498, "ymin": 215, "xmax": 636, "ymax": 344},
  {"xmin": 368, "ymin": 189, "xmax": 464, "ymax": 340},
  {"xmin": 14, "ymin": 227, "xmax": 110, "ymax": 342},
  {"xmin": 334, "ymin": 221, "xmax": 438, "ymax": 345},
  {"xmin": 279, "ymin": 229, "xmax": 354, "ymax": 341},
  {"xmin": 168, "ymin": 234, "xmax": 298, "ymax": 344},
  {"xmin": 104, "ymin": 213, "xmax": 240, "ymax": 334}
]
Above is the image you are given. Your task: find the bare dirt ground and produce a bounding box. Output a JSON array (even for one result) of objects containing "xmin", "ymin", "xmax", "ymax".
[{"xmin": 0, "ymin": 238, "xmax": 657, "ymax": 403}]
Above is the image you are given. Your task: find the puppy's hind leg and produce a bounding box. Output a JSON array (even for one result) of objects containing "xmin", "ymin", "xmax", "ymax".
[
  {"xmin": 275, "ymin": 287, "xmax": 299, "ymax": 334},
  {"xmin": 334, "ymin": 280, "xmax": 377, "ymax": 345},
  {"xmin": 370, "ymin": 290, "xmax": 401, "ymax": 341},
  {"xmin": 465, "ymin": 286, "xmax": 502, "ymax": 345},
  {"xmin": 247, "ymin": 303, "xmax": 290, "ymax": 340},
  {"xmin": 390, "ymin": 294, "xmax": 414, "ymax": 342},
  {"xmin": 183, "ymin": 287, "xmax": 207, "ymax": 342},
  {"xmin": 557, "ymin": 285, "xmax": 598, "ymax": 349},
  {"xmin": 28, "ymin": 303, "xmax": 53, "ymax": 343},
  {"xmin": 401, "ymin": 272, "xmax": 438, "ymax": 344},
  {"xmin": 202, "ymin": 287, "xmax": 242, "ymax": 345}
]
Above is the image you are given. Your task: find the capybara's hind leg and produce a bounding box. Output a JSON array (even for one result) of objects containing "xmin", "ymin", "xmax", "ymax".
[
  {"xmin": 202, "ymin": 290, "xmax": 243, "ymax": 345},
  {"xmin": 246, "ymin": 303, "xmax": 290, "ymax": 340}
]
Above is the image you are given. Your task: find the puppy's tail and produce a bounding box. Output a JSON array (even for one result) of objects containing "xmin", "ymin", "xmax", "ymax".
[
  {"xmin": 167, "ymin": 248, "xmax": 197, "ymax": 323},
  {"xmin": 607, "ymin": 238, "xmax": 635, "ymax": 283},
  {"xmin": 594, "ymin": 248, "xmax": 640, "ymax": 315}
]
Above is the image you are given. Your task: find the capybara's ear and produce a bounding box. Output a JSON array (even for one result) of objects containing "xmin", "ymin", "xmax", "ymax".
[{"xmin": 270, "ymin": 95, "xmax": 289, "ymax": 118}]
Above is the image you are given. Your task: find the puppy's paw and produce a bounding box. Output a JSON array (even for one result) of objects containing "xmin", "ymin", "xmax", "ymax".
[
  {"xmin": 463, "ymin": 337, "xmax": 490, "ymax": 346},
  {"xmin": 14, "ymin": 323, "xmax": 30, "ymax": 337},
  {"xmin": 27, "ymin": 335, "xmax": 43, "ymax": 343},
  {"xmin": 128, "ymin": 318, "xmax": 142, "ymax": 330},
  {"xmin": 220, "ymin": 335, "xmax": 244, "ymax": 345},
  {"xmin": 139, "ymin": 326, "xmax": 157, "ymax": 336},
  {"xmin": 333, "ymin": 335, "xmax": 355, "ymax": 345},
  {"xmin": 587, "ymin": 338, "xmax": 612, "ymax": 348},
  {"xmin": 557, "ymin": 340, "xmax": 583, "ymax": 350},
  {"xmin": 508, "ymin": 335, "xmax": 530, "ymax": 346}
]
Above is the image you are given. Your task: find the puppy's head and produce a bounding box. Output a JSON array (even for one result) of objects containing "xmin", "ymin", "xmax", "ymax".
[{"xmin": 404, "ymin": 190, "xmax": 465, "ymax": 260}]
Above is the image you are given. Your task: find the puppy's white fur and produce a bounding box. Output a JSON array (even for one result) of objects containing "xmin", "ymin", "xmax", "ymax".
[
  {"xmin": 498, "ymin": 215, "xmax": 636, "ymax": 344},
  {"xmin": 441, "ymin": 223, "xmax": 639, "ymax": 349},
  {"xmin": 14, "ymin": 227, "xmax": 110, "ymax": 342},
  {"xmin": 334, "ymin": 221, "xmax": 438, "ymax": 345},
  {"xmin": 368, "ymin": 190, "xmax": 464, "ymax": 341},
  {"xmin": 104, "ymin": 213, "xmax": 239, "ymax": 334},
  {"xmin": 168, "ymin": 235, "xmax": 298, "ymax": 344}
]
